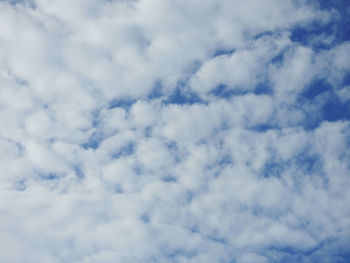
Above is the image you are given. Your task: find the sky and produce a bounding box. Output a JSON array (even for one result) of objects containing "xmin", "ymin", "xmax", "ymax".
[{"xmin": 0, "ymin": 0, "xmax": 350, "ymax": 262}]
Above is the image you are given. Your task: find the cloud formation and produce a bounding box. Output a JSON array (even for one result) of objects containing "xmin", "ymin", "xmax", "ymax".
[{"xmin": 0, "ymin": 0, "xmax": 350, "ymax": 262}]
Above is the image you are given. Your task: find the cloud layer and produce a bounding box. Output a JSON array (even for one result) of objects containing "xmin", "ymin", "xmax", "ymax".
[{"xmin": 0, "ymin": 0, "xmax": 350, "ymax": 262}]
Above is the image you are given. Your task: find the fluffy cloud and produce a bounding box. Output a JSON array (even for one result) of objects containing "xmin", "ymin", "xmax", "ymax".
[{"xmin": 0, "ymin": 0, "xmax": 349, "ymax": 262}]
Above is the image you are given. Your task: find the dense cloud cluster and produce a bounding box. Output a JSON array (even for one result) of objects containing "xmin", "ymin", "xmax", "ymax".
[{"xmin": 0, "ymin": 0, "xmax": 350, "ymax": 262}]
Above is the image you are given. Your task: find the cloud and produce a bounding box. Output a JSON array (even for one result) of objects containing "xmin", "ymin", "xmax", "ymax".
[{"xmin": 0, "ymin": 0, "xmax": 350, "ymax": 262}]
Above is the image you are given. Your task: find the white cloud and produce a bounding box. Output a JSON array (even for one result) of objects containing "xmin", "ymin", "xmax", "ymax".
[{"xmin": 0, "ymin": 0, "xmax": 349, "ymax": 262}]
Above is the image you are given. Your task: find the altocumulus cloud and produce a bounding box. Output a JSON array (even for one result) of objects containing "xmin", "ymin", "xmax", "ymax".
[{"xmin": 0, "ymin": 0, "xmax": 350, "ymax": 262}]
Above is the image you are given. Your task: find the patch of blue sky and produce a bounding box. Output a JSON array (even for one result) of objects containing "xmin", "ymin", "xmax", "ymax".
[
  {"xmin": 108, "ymin": 97, "xmax": 136, "ymax": 110},
  {"xmin": 187, "ymin": 224, "xmax": 200, "ymax": 235},
  {"xmin": 300, "ymin": 79, "xmax": 332, "ymax": 100},
  {"xmin": 297, "ymin": 78, "xmax": 350, "ymax": 130},
  {"xmin": 81, "ymin": 132, "xmax": 103, "ymax": 150},
  {"xmin": 264, "ymin": 246, "xmax": 314, "ymax": 263},
  {"xmin": 251, "ymin": 81, "xmax": 272, "ymax": 95},
  {"xmin": 81, "ymin": 139, "xmax": 99, "ymax": 150},
  {"xmin": 187, "ymin": 225, "xmax": 228, "ymax": 246},
  {"xmin": 114, "ymin": 184, "xmax": 123, "ymax": 194},
  {"xmin": 211, "ymin": 84, "xmax": 244, "ymax": 98},
  {"xmin": 266, "ymin": 240, "xmax": 350, "ymax": 263},
  {"xmin": 90, "ymin": 109, "xmax": 102, "ymax": 128},
  {"xmin": 161, "ymin": 174, "xmax": 177, "ymax": 183},
  {"xmin": 217, "ymin": 153, "xmax": 232, "ymax": 166},
  {"xmin": 271, "ymin": 51, "xmax": 285, "ymax": 65},
  {"xmin": 149, "ymin": 79, "xmax": 206, "ymax": 105},
  {"xmin": 291, "ymin": 23, "xmax": 335, "ymax": 50},
  {"xmin": 212, "ymin": 48, "xmax": 235, "ymax": 58},
  {"xmin": 250, "ymin": 124, "xmax": 281, "ymax": 133},
  {"xmin": 163, "ymin": 248, "xmax": 197, "ymax": 260},
  {"xmin": 319, "ymin": 237, "xmax": 350, "ymax": 263},
  {"xmin": 338, "ymin": 255, "xmax": 350, "ymax": 263},
  {"xmin": 207, "ymin": 235, "xmax": 228, "ymax": 245},
  {"xmin": 140, "ymin": 213, "xmax": 150, "ymax": 223},
  {"xmin": 164, "ymin": 141, "xmax": 183, "ymax": 163},
  {"xmin": 339, "ymin": 251, "xmax": 350, "ymax": 263},
  {"xmin": 186, "ymin": 60, "xmax": 202, "ymax": 75},
  {"xmin": 211, "ymin": 81, "xmax": 272, "ymax": 99},
  {"xmin": 74, "ymin": 166, "xmax": 84, "ymax": 178},
  {"xmin": 163, "ymin": 86, "xmax": 205, "ymax": 105},
  {"xmin": 322, "ymin": 97, "xmax": 350, "ymax": 122},
  {"xmin": 110, "ymin": 142, "xmax": 135, "ymax": 159},
  {"xmin": 292, "ymin": 0, "xmax": 350, "ymax": 50},
  {"xmin": 147, "ymin": 80, "xmax": 163, "ymax": 100},
  {"xmin": 317, "ymin": 96, "xmax": 349, "ymax": 123},
  {"xmin": 143, "ymin": 126, "xmax": 153, "ymax": 137},
  {"xmin": 149, "ymin": 61, "xmax": 203, "ymax": 103},
  {"xmin": 342, "ymin": 72, "xmax": 350, "ymax": 86},
  {"xmin": 318, "ymin": 0, "xmax": 350, "ymax": 42},
  {"xmin": 209, "ymin": 154, "xmax": 232, "ymax": 178},
  {"xmin": 300, "ymin": 112, "xmax": 324, "ymax": 131},
  {"xmin": 38, "ymin": 173, "xmax": 59, "ymax": 180},
  {"xmin": 294, "ymin": 151, "xmax": 323, "ymax": 174},
  {"xmin": 260, "ymin": 150, "xmax": 322, "ymax": 179},
  {"xmin": 253, "ymin": 31, "xmax": 274, "ymax": 40},
  {"xmin": 260, "ymin": 161, "xmax": 285, "ymax": 178}
]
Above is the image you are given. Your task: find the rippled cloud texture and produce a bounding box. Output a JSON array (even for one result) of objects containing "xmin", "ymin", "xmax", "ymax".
[{"xmin": 0, "ymin": 0, "xmax": 350, "ymax": 262}]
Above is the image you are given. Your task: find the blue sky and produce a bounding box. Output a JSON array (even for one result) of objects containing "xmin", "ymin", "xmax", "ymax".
[{"xmin": 0, "ymin": 0, "xmax": 349, "ymax": 262}]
